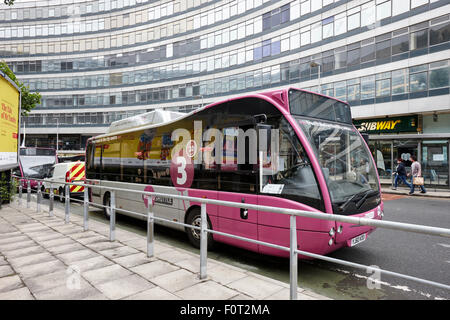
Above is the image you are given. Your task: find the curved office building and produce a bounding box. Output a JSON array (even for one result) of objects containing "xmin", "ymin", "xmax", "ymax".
[{"xmin": 1, "ymin": 0, "xmax": 449, "ymax": 186}]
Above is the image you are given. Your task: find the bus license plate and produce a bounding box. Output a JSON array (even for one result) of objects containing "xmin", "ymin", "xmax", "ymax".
[{"xmin": 350, "ymin": 233, "xmax": 367, "ymax": 247}]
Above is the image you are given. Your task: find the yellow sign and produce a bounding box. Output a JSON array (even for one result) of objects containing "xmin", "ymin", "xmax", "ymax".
[{"xmin": 0, "ymin": 73, "xmax": 20, "ymax": 167}]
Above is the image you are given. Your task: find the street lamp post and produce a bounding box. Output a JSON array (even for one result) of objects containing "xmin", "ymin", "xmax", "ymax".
[
  {"xmin": 310, "ymin": 62, "xmax": 321, "ymax": 94},
  {"xmin": 56, "ymin": 118, "xmax": 59, "ymax": 152}
]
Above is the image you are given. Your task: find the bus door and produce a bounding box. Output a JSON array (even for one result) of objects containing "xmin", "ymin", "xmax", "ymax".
[{"xmin": 216, "ymin": 126, "xmax": 259, "ymax": 252}]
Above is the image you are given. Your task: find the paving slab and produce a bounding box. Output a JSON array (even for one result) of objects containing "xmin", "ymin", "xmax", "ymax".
[
  {"xmin": 69, "ymin": 231, "xmax": 101, "ymax": 240},
  {"xmin": 176, "ymin": 280, "xmax": 238, "ymax": 300},
  {"xmin": 204, "ymin": 264, "xmax": 247, "ymax": 286},
  {"xmin": 0, "ymin": 231, "xmax": 21, "ymax": 239},
  {"xmin": 39, "ymin": 237, "xmax": 76, "ymax": 249},
  {"xmin": 76, "ymin": 235, "xmax": 106, "ymax": 245},
  {"xmin": 0, "ymin": 265, "xmax": 15, "ymax": 278},
  {"xmin": 8, "ymin": 252, "xmax": 55, "ymax": 268},
  {"xmin": 82, "ymin": 264, "xmax": 132, "ymax": 285},
  {"xmin": 113, "ymin": 252, "xmax": 156, "ymax": 268},
  {"xmin": 15, "ymin": 259, "xmax": 67, "ymax": 279},
  {"xmin": 151, "ymin": 269, "xmax": 202, "ymax": 293},
  {"xmin": 0, "ymin": 235, "xmax": 29, "ymax": 245},
  {"xmin": 175, "ymin": 257, "xmax": 220, "ymax": 274},
  {"xmin": 1, "ymin": 245, "xmax": 45, "ymax": 259},
  {"xmin": 0, "ymin": 287, "xmax": 34, "ymax": 300},
  {"xmin": 0, "ymin": 240, "xmax": 37, "ymax": 252},
  {"xmin": 33, "ymin": 280, "xmax": 101, "ymax": 300},
  {"xmin": 124, "ymin": 286, "xmax": 181, "ymax": 300},
  {"xmin": 157, "ymin": 249, "xmax": 197, "ymax": 264},
  {"xmin": 131, "ymin": 260, "xmax": 179, "ymax": 280},
  {"xmin": 227, "ymin": 276, "xmax": 285, "ymax": 300},
  {"xmin": 95, "ymin": 274, "xmax": 154, "ymax": 300},
  {"xmin": 69, "ymin": 255, "xmax": 114, "ymax": 273},
  {"xmin": 0, "ymin": 275, "xmax": 23, "ymax": 293},
  {"xmin": 99, "ymin": 246, "xmax": 139, "ymax": 259},
  {"xmin": 23, "ymin": 270, "xmax": 69, "ymax": 293},
  {"xmin": 47, "ymin": 243, "xmax": 86, "ymax": 255},
  {"xmin": 32, "ymin": 233, "xmax": 66, "ymax": 242},
  {"xmin": 57, "ymin": 249, "xmax": 99, "ymax": 265},
  {"xmin": 85, "ymin": 241, "xmax": 124, "ymax": 251}
]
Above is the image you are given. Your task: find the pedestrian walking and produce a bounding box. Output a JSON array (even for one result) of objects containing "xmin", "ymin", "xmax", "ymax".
[
  {"xmin": 408, "ymin": 155, "xmax": 426, "ymax": 195},
  {"xmin": 392, "ymin": 158, "xmax": 411, "ymax": 190}
]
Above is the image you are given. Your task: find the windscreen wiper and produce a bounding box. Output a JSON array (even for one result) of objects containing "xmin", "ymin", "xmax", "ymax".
[
  {"xmin": 339, "ymin": 189, "xmax": 375, "ymax": 212},
  {"xmin": 355, "ymin": 189, "xmax": 378, "ymax": 209},
  {"xmin": 339, "ymin": 193, "xmax": 360, "ymax": 212}
]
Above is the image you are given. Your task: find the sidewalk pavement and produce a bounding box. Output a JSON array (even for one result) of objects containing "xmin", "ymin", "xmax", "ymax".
[
  {"xmin": 0, "ymin": 201, "xmax": 330, "ymax": 300},
  {"xmin": 381, "ymin": 186, "xmax": 450, "ymax": 199}
]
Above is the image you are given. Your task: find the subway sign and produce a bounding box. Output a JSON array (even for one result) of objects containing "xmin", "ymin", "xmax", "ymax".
[{"xmin": 353, "ymin": 115, "xmax": 419, "ymax": 134}]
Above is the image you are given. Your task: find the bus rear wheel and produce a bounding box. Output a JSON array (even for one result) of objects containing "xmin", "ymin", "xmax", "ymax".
[{"xmin": 185, "ymin": 208, "xmax": 214, "ymax": 250}]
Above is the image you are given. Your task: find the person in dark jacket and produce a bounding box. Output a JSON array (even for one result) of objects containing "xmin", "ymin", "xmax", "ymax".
[{"xmin": 392, "ymin": 158, "xmax": 411, "ymax": 190}]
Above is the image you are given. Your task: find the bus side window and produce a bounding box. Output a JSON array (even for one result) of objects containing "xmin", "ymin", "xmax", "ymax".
[{"xmin": 219, "ymin": 125, "xmax": 257, "ymax": 194}]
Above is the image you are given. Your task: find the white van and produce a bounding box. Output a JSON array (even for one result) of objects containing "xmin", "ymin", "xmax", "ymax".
[{"xmin": 43, "ymin": 161, "xmax": 85, "ymax": 202}]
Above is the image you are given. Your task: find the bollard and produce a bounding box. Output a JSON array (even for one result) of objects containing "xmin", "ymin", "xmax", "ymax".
[
  {"xmin": 289, "ymin": 215, "xmax": 298, "ymax": 300},
  {"xmin": 109, "ymin": 191, "xmax": 116, "ymax": 241},
  {"xmin": 199, "ymin": 203, "xmax": 207, "ymax": 280},
  {"xmin": 49, "ymin": 183, "xmax": 54, "ymax": 217},
  {"xmin": 36, "ymin": 181, "xmax": 41, "ymax": 213},
  {"xmin": 65, "ymin": 184, "xmax": 70, "ymax": 223},
  {"xmin": 147, "ymin": 196, "xmax": 154, "ymax": 258},
  {"xmin": 27, "ymin": 180, "xmax": 31, "ymax": 208},
  {"xmin": 83, "ymin": 186, "xmax": 89, "ymax": 231}
]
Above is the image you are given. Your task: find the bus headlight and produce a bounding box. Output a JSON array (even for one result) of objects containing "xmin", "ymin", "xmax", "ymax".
[
  {"xmin": 377, "ymin": 206, "xmax": 382, "ymax": 217},
  {"xmin": 329, "ymin": 228, "xmax": 335, "ymax": 237},
  {"xmin": 328, "ymin": 239, "xmax": 333, "ymax": 246},
  {"xmin": 337, "ymin": 225, "xmax": 343, "ymax": 234}
]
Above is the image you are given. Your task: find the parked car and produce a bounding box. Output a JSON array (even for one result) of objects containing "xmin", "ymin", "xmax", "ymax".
[{"xmin": 43, "ymin": 161, "xmax": 86, "ymax": 202}]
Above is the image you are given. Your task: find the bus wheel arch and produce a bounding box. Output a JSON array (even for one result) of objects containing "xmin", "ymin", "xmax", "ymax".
[{"xmin": 184, "ymin": 205, "xmax": 215, "ymax": 250}]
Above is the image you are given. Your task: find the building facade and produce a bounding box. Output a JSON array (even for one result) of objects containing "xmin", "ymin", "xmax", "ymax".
[{"xmin": 1, "ymin": 0, "xmax": 449, "ymax": 186}]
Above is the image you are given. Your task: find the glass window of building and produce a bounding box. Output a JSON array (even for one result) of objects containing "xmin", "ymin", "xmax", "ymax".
[
  {"xmin": 410, "ymin": 25, "xmax": 429, "ymax": 50},
  {"xmin": 323, "ymin": 17, "xmax": 334, "ymax": 39},
  {"xmin": 376, "ymin": 1, "xmax": 391, "ymax": 21},
  {"xmin": 391, "ymin": 69, "xmax": 409, "ymax": 94},
  {"xmin": 410, "ymin": 65, "xmax": 428, "ymax": 92},
  {"xmin": 361, "ymin": 1, "xmax": 376, "ymax": 26},
  {"xmin": 361, "ymin": 75, "xmax": 375, "ymax": 99},
  {"xmin": 392, "ymin": 29, "xmax": 410, "ymax": 55},
  {"xmin": 430, "ymin": 19, "xmax": 450, "ymax": 46},
  {"xmin": 429, "ymin": 60, "xmax": 450, "ymax": 89}
]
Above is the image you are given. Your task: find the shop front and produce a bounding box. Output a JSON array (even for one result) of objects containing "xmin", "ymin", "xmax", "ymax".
[{"xmin": 354, "ymin": 115, "xmax": 450, "ymax": 188}]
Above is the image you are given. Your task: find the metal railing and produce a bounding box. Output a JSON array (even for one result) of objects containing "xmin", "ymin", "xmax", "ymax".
[{"xmin": 11, "ymin": 176, "xmax": 450, "ymax": 299}]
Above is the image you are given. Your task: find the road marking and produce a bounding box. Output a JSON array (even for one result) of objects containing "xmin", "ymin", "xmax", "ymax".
[
  {"xmin": 437, "ymin": 243, "xmax": 450, "ymax": 248},
  {"xmin": 331, "ymin": 266, "xmax": 446, "ymax": 300}
]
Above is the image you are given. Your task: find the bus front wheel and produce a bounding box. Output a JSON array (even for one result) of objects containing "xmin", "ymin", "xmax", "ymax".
[{"xmin": 185, "ymin": 208, "xmax": 214, "ymax": 250}]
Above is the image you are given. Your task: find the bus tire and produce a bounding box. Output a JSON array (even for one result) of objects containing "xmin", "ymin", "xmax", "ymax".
[
  {"xmin": 58, "ymin": 187, "xmax": 65, "ymax": 203},
  {"xmin": 103, "ymin": 192, "xmax": 111, "ymax": 220},
  {"xmin": 185, "ymin": 207, "xmax": 214, "ymax": 250}
]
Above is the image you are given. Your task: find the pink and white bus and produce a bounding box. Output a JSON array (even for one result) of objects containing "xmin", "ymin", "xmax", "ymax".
[{"xmin": 86, "ymin": 88, "xmax": 383, "ymax": 258}]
